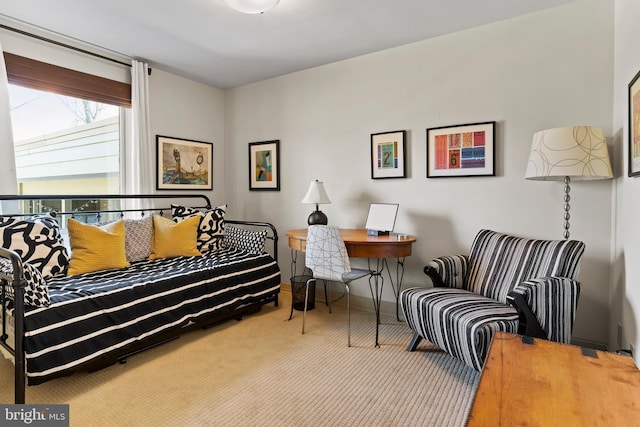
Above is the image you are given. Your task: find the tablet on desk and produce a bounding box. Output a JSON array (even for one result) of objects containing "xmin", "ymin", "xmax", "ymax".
[{"xmin": 365, "ymin": 203, "xmax": 398, "ymax": 236}]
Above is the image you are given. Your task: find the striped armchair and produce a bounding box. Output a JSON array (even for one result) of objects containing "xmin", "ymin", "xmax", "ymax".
[{"xmin": 400, "ymin": 229, "xmax": 585, "ymax": 371}]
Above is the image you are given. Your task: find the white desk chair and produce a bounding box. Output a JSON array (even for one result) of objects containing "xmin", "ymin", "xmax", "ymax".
[{"xmin": 302, "ymin": 225, "xmax": 372, "ymax": 346}]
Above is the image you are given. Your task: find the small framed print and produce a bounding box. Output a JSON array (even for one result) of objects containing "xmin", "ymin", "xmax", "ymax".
[
  {"xmin": 156, "ymin": 135, "xmax": 213, "ymax": 190},
  {"xmin": 371, "ymin": 130, "xmax": 406, "ymax": 179},
  {"xmin": 249, "ymin": 140, "xmax": 280, "ymax": 191},
  {"xmin": 629, "ymin": 68, "xmax": 640, "ymax": 177},
  {"xmin": 426, "ymin": 121, "xmax": 496, "ymax": 178}
]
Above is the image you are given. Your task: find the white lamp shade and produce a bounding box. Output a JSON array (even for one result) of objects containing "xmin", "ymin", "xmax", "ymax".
[
  {"xmin": 301, "ymin": 180, "xmax": 331, "ymax": 204},
  {"xmin": 525, "ymin": 126, "xmax": 613, "ymax": 181},
  {"xmin": 223, "ymin": 0, "xmax": 280, "ymax": 14}
]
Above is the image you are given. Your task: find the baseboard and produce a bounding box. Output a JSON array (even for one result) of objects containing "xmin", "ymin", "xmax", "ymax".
[{"xmin": 571, "ymin": 338, "xmax": 608, "ymax": 351}]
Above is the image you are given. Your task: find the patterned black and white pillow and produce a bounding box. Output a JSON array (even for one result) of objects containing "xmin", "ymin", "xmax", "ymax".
[
  {"xmin": 22, "ymin": 262, "xmax": 50, "ymax": 307},
  {"xmin": 0, "ymin": 259, "xmax": 50, "ymax": 308},
  {"xmin": 171, "ymin": 204, "xmax": 226, "ymax": 253},
  {"xmin": 124, "ymin": 216, "xmax": 153, "ymax": 262},
  {"xmin": 224, "ymin": 226, "xmax": 267, "ymax": 255},
  {"xmin": 0, "ymin": 213, "xmax": 70, "ymax": 279}
]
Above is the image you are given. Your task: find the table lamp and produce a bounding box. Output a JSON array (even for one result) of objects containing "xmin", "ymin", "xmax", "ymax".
[
  {"xmin": 301, "ymin": 180, "xmax": 331, "ymax": 225},
  {"xmin": 525, "ymin": 126, "xmax": 613, "ymax": 239}
]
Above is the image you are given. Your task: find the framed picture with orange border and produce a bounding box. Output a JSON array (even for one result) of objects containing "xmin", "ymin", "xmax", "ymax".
[
  {"xmin": 426, "ymin": 121, "xmax": 496, "ymax": 178},
  {"xmin": 371, "ymin": 130, "xmax": 406, "ymax": 179}
]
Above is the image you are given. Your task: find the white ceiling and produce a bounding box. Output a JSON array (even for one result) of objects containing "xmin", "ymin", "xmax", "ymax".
[{"xmin": 0, "ymin": 0, "xmax": 577, "ymax": 89}]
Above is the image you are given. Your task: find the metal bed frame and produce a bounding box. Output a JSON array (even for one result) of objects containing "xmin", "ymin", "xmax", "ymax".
[{"xmin": 0, "ymin": 194, "xmax": 279, "ymax": 403}]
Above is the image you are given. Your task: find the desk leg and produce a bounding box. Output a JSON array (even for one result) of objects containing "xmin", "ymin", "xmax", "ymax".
[
  {"xmin": 290, "ymin": 248, "xmax": 299, "ymax": 278},
  {"xmin": 288, "ymin": 248, "xmax": 298, "ymax": 321},
  {"xmin": 366, "ymin": 257, "xmax": 407, "ymax": 346},
  {"xmin": 368, "ymin": 258, "xmax": 385, "ymax": 348},
  {"xmin": 385, "ymin": 257, "xmax": 406, "ymax": 321}
]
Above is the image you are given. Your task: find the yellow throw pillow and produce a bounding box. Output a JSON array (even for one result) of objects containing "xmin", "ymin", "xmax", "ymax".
[
  {"xmin": 149, "ymin": 214, "xmax": 202, "ymax": 260},
  {"xmin": 67, "ymin": 218, "xmax": 130, "ymax": 276}
]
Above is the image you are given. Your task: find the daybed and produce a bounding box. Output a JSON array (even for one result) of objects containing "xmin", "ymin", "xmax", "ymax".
[{"xmin": 0, "ymin": 194, "xmax": 281, "ymax": 403}]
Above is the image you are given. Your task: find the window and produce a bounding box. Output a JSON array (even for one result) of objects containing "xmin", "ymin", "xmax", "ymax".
[
  {"xmin": 4, "ymin": 52, "xmax": 132, "ymax": 217},
  {"xmin": 9, "ymin": 84, "xmax": 121, "ymax": 195}
]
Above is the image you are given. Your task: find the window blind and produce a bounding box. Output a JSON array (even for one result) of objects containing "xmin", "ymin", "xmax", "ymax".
[{"xmin": 3, "ymin": 52, "xmax": 131, "ymax": 108}]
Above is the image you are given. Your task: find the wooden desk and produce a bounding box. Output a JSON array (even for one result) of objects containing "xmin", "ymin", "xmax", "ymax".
[
  {"xmin": 467, "ymin": 332, "xmax": 640, "ymax": 426},
  {"xmin": 286, "ymin": 229, "xmax": 415, "ymax": 259},
  {"xmin": 286, "ymin": 229, "xmax": 416, "ymax": 346}
]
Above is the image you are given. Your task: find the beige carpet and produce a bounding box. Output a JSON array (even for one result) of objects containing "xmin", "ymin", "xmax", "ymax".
[{"xmin": 0, "ymin": 297, "xmax": 479, "ymax": 426}]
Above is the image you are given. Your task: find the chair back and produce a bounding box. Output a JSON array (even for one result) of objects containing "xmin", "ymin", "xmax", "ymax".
[
  {"xmin": 305, "ymin": 225, "xmax": 351, "ymax": 282},
  {"xmin": 466, "ymin": 229, "xmax": 585, "ymax": 303}
]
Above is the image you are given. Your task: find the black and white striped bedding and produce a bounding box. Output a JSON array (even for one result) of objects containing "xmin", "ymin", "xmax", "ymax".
[{"xmin": 21, "ymin": 247, "xmax": 280, "ymax": 384}]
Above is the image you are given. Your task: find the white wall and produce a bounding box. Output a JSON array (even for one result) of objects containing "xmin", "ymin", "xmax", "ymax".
[
  {"xmin": 226, "ymin": 0, "xmax": 615, "ymax": 346},
  {"xmin": 1, "ymin": 0, "xmax": 621, "ymax": 349},
  {"xmin": 612, "ymin": 0, "xmax": 640, "ymax": 359},
  {"xmin": 148, "ymin": 69, "xmax": 226, "ymax": 206}
]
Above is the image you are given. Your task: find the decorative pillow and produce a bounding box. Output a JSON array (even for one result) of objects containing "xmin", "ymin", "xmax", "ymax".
[
  {"xmin": 22, "ymin": 262, "xmax": 50, "ymax": 307},
  {"xmin": 67, "ymin": 218, "xmax": 130, "ymax": 276},
  {"xmin": 0, "ymin": 213, "xmax": 70, "ymax": 279},
  {"xmin": 224, "ymin": 226, "xmax": 267, "ymax": 255},
  {"xmin": 124, "ymin": 216, "xmax": 153, "ymax": 262},
  {"xmin": 149, "ymin": 214, "xmax": 202, "ymax": 260},
  {"xmin": 171, "ymin": 204, "xmax": 226, "ymax": 252},
  {"xmin": 0, "ymin": 259, "xmax": 50, "ymax": 308}
]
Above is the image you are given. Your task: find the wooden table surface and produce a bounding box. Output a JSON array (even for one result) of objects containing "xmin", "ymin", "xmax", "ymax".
[
  {"xmin": 285, "ymin": 228, "xmax": 416, "ymax": 259},
  {"xmin": 467, "ymin": 331, "xmax": 640, "ymax": 426}
]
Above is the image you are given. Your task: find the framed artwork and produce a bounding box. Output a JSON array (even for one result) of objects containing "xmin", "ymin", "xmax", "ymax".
[
  {"xmin": 371, "ymin": 130, "xmax": 406, "ymax": 179},
  {"xmin": 426, "ymin": 121, "xmax": 496, "ymax": 178},
  {"xmin": 629, "ymin": 69, "xmax": 640, "ymax": 177},
  {"xmin": 156, "ymin": 135, "xmax": 213, "ymax": 190},
  {"xmin": 249, "ymin": 140, "xmax": 280, "ymax": 191}
]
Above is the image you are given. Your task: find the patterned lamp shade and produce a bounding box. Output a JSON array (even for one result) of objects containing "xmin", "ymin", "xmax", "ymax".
[
  {"xmin": 525, "ymin": 126, "xmax": 613, "ymax": 181},
  {"xmin": 525, "ymin": 126, "xmax": 613, "ymax": 239}
]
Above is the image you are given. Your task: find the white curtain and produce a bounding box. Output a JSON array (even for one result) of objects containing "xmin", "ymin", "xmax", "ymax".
[
  {"xmin": 0, "ymin": 43, "xmax": 18, "ymax": 214},
  {"xmin": 125, "ymin": 60, "xmax": 153, "ymax": 196}
]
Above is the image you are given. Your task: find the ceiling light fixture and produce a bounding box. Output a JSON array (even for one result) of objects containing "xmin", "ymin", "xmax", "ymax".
[{"xmin": 223, "ymin": 0, "xmax": 280, "ymax": 14}]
